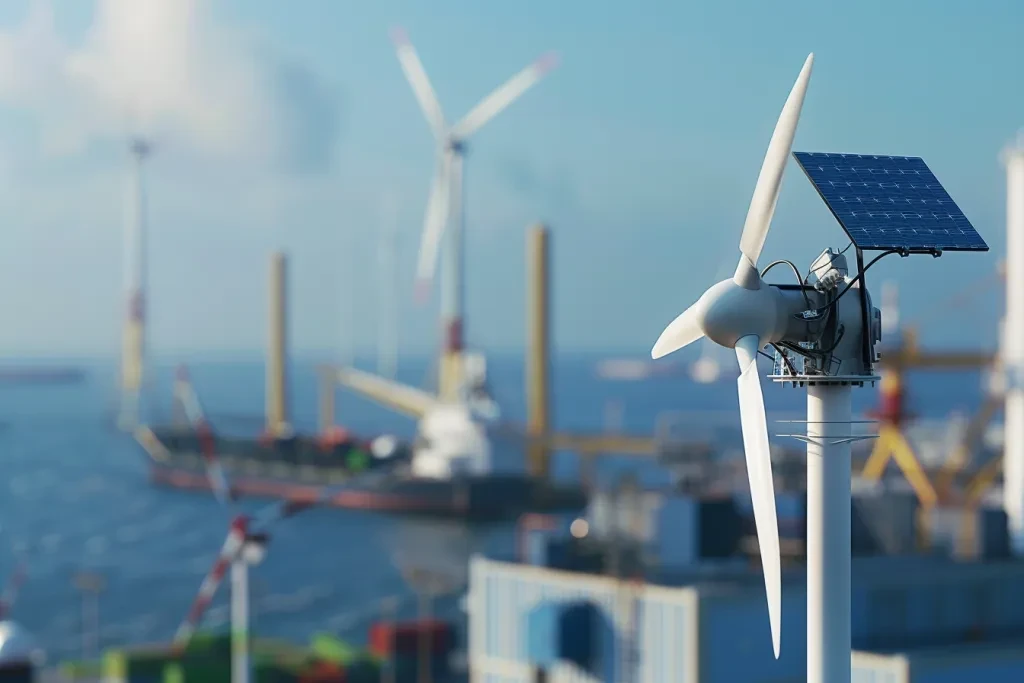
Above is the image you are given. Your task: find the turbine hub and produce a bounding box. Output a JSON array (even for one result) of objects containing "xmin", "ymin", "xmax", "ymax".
[{"xmin": 700, "ymin": 279, "xmax": 786, "ymax": 349}]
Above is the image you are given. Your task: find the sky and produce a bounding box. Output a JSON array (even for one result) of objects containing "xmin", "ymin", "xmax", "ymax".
[{"xmin": 0, "ymin": 0, "xmax": 1018, "ymax": 359}]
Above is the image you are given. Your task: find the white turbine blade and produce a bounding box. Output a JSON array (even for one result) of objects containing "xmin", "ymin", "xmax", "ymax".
[
  {"xmin": 390, "ymin": 27, "xmax": 446, "ymax": 137},
  {"xmin": 651, "ymin": 302, "xmax": 704, "ymax": 359},
  {"xmin": 449, "ymin": 52, "xmax": 559, "ymax": 140},
  {"xmin": 734, "ymin": 335, "xmax": 782, "ymax": 659},
  {"xmin": 738, "ymin": 53, "xmax": 814, "ymax": 267},
  {"xmin": 415, "ymin": 151, "xmax": 453, "ymax": 298}
]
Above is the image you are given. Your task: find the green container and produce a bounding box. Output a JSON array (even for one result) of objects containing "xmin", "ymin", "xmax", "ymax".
[
  {"xmin": 185, "ymin": 631, "xmax": 232, "ymax": 657},
  {"xmin": 347, "ymin": 448, "xmax": 369, "ymax": 473},
  {"xmin": 104, "ymin": 647, "xmax": 174, "ymax": 683},
  {"xmin": 163, "ymin": 656, "xmax": 300, "ymax": 683},
  {"xmin": 310, "ymin": 633, "xmax": 361, "ymax": 665},
  {"xmin": 59, "ymin": 660, "xmax": 103, "ymax": 679},
  {"xmin": 163, "ymin": 652, "xmax": 233, "ymax": 683}
]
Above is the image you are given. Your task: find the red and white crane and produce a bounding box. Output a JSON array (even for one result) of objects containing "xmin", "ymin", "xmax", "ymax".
[{"xmin": 170, "ymin": 365, "xmax": 358, "ymax": 683}]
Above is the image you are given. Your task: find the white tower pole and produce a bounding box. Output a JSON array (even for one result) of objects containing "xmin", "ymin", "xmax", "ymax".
[
  {"xmin": 230, "ymin": 558, "xmax": 251, "ymax": 683},
  {"xmin": 438, "ymin": 148, "xmax": 466, "ymax": 400},
  {"xmin": 1003, "ymin": 136, "xmax": 1024, "ymax": 555},
  {"xmin": 806, "ymin": 383, "xmax": 853, "ymax": 683},
  {"xmin": 118, "ymin": 138, "xmax": 150, "ymax": 430},
  {"xmin": 377, "ymin": 198, "xmax": 400, "ymax": 379}
]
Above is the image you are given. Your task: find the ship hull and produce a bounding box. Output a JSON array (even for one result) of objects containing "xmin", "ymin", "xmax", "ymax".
[{"xmin": 138, "ymin": 428, "xmax": 587, "ymax": 521}]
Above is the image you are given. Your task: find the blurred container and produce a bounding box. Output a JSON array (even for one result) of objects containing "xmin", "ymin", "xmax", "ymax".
[
  {"xmin": 852, "ymin": 489, "xmax": 918, "ymax": 555},
  {"xmin": 103, "ymin": 647, "xmax": 173, "ymax": 683},
  {"xmin": 368, "ymin": 620, "xmax": 453, "ymax": 658},
  {"xmin": 524, "ymin": 527, "xmax": 549, "ymax": 566},
  {"xmin": 925, "ymin": 505, "xmax": 1009, "ymax": 561},
  {"xmin": 852, "ymin": 639, "xmax": 1024, "ymax": 683},
  {"xmin": 852, "ymin": 557, "xmax": 1024, "ymax": 650},
  {"xmin": 737, "ymin": 489, "xmax": 921, "ymax": 556},
  {"xmin": 543, "ymin": 537, "xmax": 606, "ymax": 574},
  {"xmin": 341, "ymin": 657, "xmax": 380, "ymax": 683},
  {"xmin": 524, "ymin": 600, "xmax": 611, "ymax": 675},
  {"xmin": 388, "ymin": 652, "xmax": 450, "ymax": 683},
  {"xmin": 184, "ymin": 632, "xmax": 232, "ymax": 657},
  {"xmin": 161, "ymin": 658, "xmax": 231, "ymax": 683},
  {"xmin": 0, "ymin": 662, "xmax": 33, "ymax": 683},
  {"xmin": 653, "ymin": 495, "xmax": 742, "ymax": 566},
  {"xmin": 469, "ymin": 556, "xmax": 694, "ymax": 682}
]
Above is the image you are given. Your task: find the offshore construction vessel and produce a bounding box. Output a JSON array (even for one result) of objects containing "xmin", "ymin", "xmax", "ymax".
[{"xmin": 133, "ymin": 240, "xmax": 613, "ymax": 521}]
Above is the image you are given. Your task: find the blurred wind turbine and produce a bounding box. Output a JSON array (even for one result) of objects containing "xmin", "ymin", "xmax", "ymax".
[{"xmin": 391, "ymin": 26, "xmax": 558, "ymax": 401}]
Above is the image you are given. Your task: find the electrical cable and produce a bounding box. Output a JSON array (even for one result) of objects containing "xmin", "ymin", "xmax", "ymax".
[
  {"xmin": 761, "ymin": 259, "xmax": 812, "ymax": 307},
  {"xmin": 769, "ymin": 343, "xmax": 799, "ymax": 375},
  {"xmin": 830, "ymin": 249, "xmax": 902, "ymax": 302}
]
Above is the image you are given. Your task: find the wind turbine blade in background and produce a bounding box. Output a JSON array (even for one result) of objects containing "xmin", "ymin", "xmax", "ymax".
[
  {"xmin": 415, "ymin": 150, "xmax": 453, "ymax": 300},
  {"xmin": 175, "ymin": 366, "xmax": 233, "ymax": 508},
  {"xmin": 390, "ymin": 27, "xmax": 447, "ymax": 138},
  {"xmin": 738, "ymin": 54, "xmax": 814, "ymax": 268},
  {"xmin": 734, "ymin": 335, "xmax": 782, "ymax": 659},
  {"xmin": 449, "ymin": 52, "xmax": 560, "ymax": 140}
]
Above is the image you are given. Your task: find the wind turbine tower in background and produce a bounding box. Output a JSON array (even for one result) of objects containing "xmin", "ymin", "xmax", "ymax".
[
  {"xmin": 1002, "ymin": 134, "xmax": 1024, "ymax": 555},
  {"xmin": 391, "ymin": 27, "xmax": 558, "ymax": 402},
  {"xmin": 377, "ymin": 197, "xmax": 400, "ymax": 379},
  {"xmin": 118, "ymin": 137, "xmax": 152, "ymax": 431}
]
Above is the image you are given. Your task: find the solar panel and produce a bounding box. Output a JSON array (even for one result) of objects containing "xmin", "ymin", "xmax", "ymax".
[{"xmin": 792, "ymin": 152, "xmax": 988, "ymax": 252}]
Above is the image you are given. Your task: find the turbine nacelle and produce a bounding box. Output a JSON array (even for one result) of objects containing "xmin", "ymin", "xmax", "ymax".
[
  {"xmin": 694, "ymin": 278, "xmax": 783, "ymax": 351},
  {"xmin": 445, "ymin": 137, "xmax": 467, "ymax": 154},
  {"xmin": 653, "ymin": 258, "xmax": 811, "ymax": 358}
]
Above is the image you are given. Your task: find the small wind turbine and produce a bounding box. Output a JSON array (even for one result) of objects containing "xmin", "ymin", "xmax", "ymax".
[
  {"xmin": 390, "ymin": 27, "xmax": 558, "ymax": 402},
  {"xmin": 648, "ymin": 53, "xmax": 988, "ymax": 683},
  {"xmin": 171, "ymin": 369, "xmax": 354, "ymax": 683}
]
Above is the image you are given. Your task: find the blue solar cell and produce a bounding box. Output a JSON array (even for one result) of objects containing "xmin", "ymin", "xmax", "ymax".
[{"xmin": 792, "ymin": 152, "xmax": 988, "ymax": 252}]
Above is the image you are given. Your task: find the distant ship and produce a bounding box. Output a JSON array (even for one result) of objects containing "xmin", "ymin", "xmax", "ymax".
[
  {"xmin": 137, "ymin": 403, "xmax": 587, "ymax": 522},
  {"xmin": 134, "ymin": 361, "xmax": 588, "ymax": 521},
  {"xmin": 0, "ymin": 367, "xmax": 85, "ymax": 384}
]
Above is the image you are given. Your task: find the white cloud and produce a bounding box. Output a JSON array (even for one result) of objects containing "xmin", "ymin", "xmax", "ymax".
[{"xmin": 0, "ymin": 0, "xmax": 340, "ymax": 171}]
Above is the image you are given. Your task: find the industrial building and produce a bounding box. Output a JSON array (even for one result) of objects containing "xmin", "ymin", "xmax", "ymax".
[{"xmin": 466, "ymin": 494, "xmax": 1024, "ymax": 683}]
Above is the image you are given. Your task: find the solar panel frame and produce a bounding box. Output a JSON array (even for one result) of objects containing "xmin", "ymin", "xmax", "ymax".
[{"xmin": 792, "ymin": 152, "xmax": 989, "ymax": 253}]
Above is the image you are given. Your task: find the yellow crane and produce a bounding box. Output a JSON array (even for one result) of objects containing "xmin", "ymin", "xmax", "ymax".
[{"xmin": 859, "ymin": 269, "xmax": 1002, "ymax": 509}]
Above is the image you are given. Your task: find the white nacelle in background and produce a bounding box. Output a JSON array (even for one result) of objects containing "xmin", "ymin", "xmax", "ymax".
[
  {"xmin": 462, "ymin": 352, "xmax": 501, "ymax": 421},
  {"xmin": 411, "ymin": 405, "xmax": 492, "ymax": 479}
]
